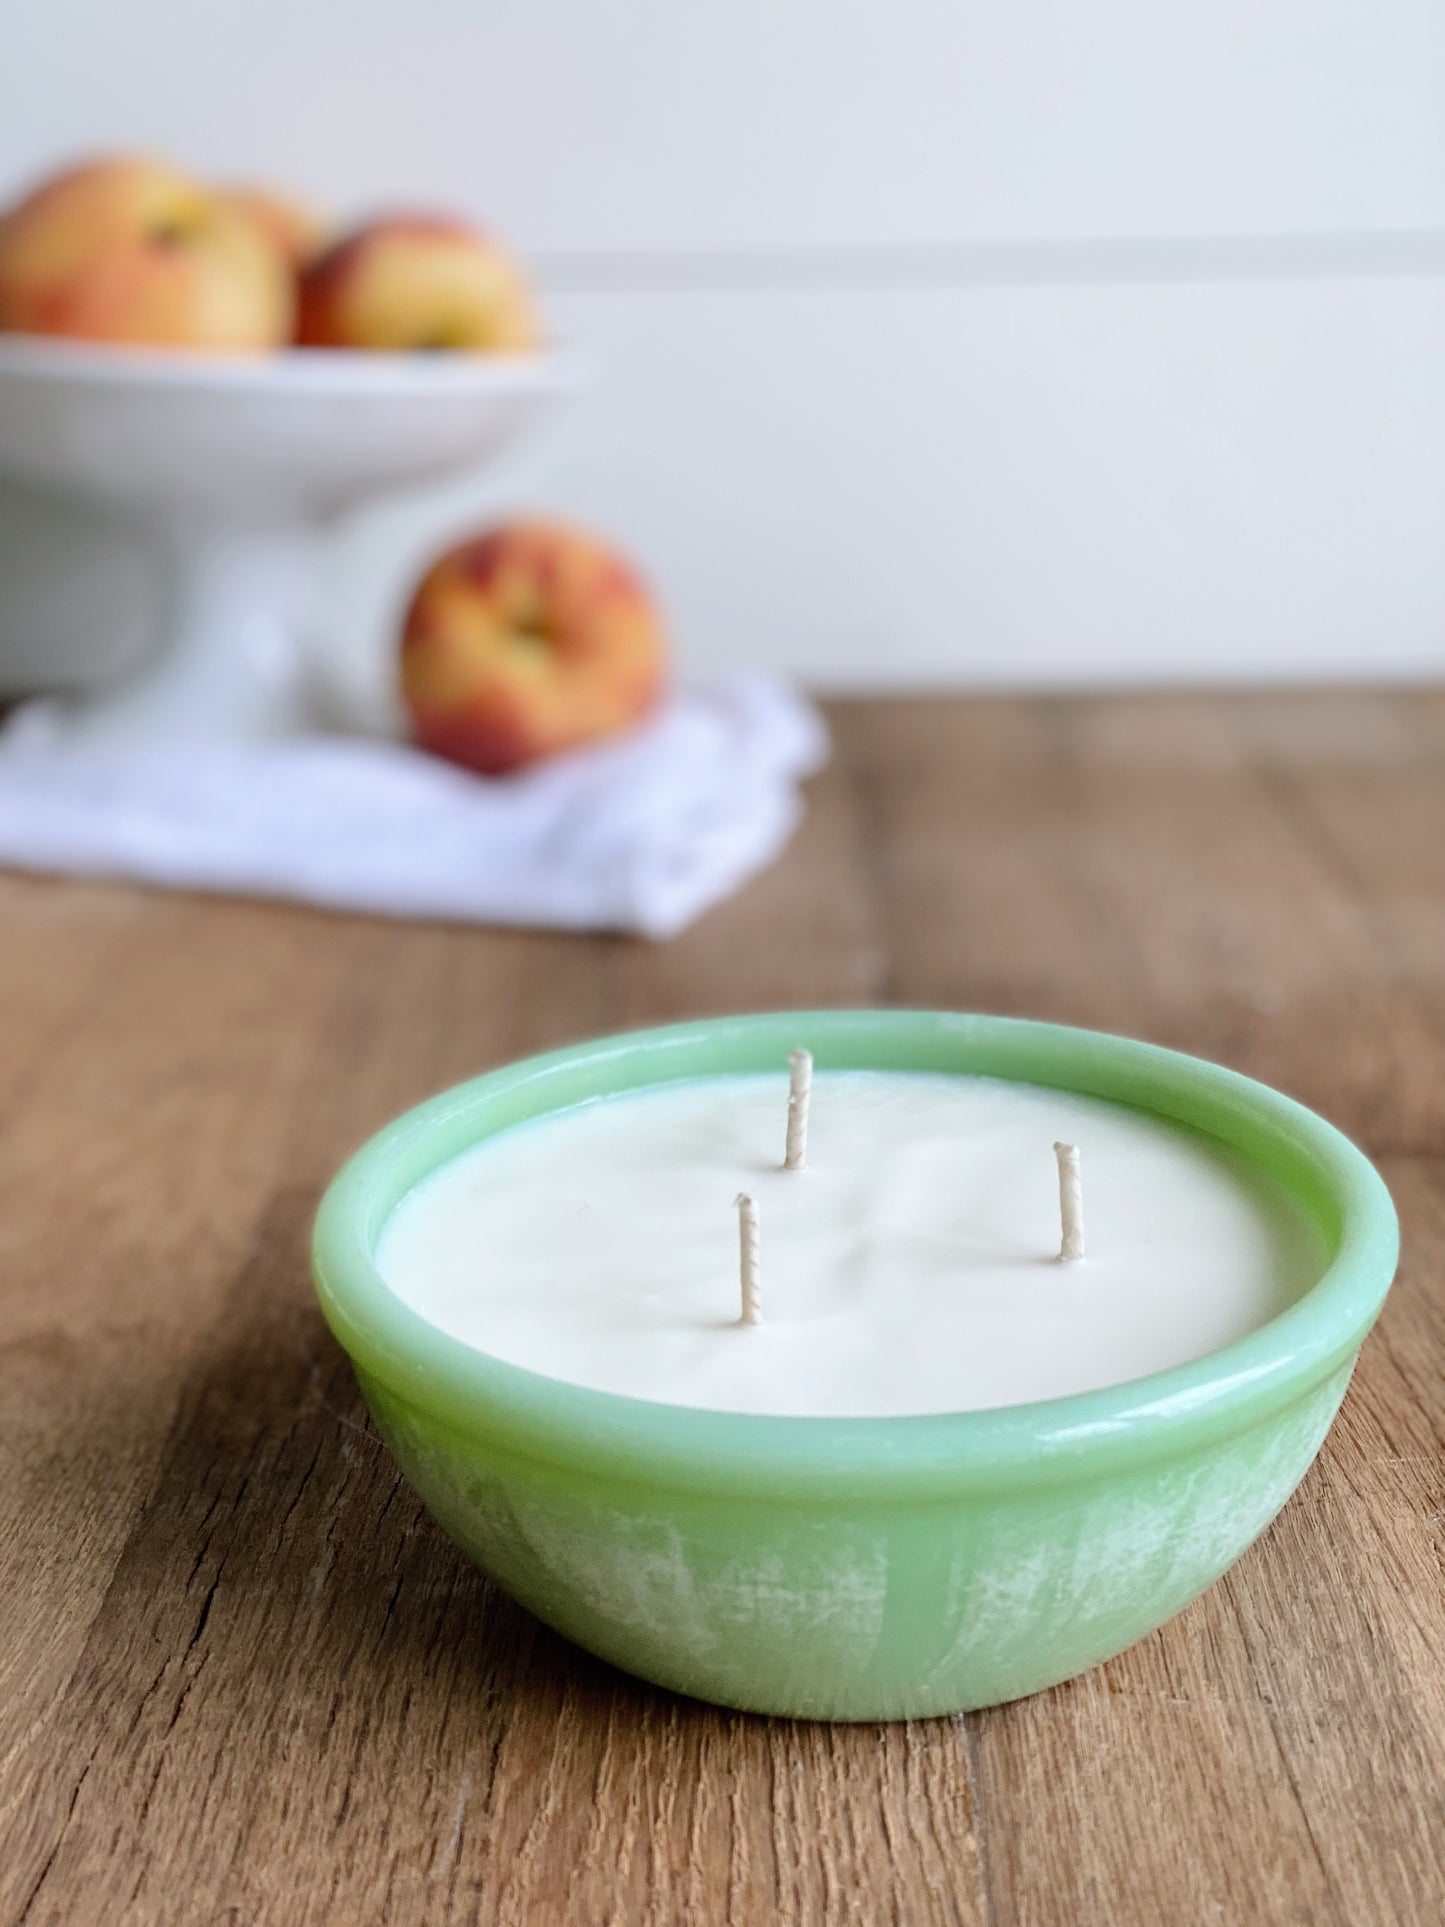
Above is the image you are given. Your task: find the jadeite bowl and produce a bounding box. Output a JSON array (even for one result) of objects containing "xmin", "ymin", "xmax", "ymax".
[{"xmin": 312, "ymin": 1012, "xmax": 1398, "ymax": 1721}]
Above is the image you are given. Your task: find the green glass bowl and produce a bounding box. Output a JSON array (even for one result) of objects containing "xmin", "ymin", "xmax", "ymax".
[{"xmin": 312, "ymin": 1012, "xmax": 1397, "ymax": 1720}]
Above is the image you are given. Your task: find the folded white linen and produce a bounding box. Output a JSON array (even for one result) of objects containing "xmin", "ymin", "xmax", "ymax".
[{"xmin": 0, "ymin": 673, "xmax": 828, "ymax": 939}]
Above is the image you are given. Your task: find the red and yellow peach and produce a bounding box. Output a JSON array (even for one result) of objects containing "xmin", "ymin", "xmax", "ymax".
[
  {"xmin": 401, "ymin": 522, "xmax": 667, "ymax": 775},
  {"xmin": 217, "ymin": 184, "xmax": 328, "ymax": 273},
  {"xmin": 296, "ymin": 215, "xmax": 539, "ymax": 353},
  {"xmin": 0, "ymin": 155, "xmax": 293, "ymax": 351}
]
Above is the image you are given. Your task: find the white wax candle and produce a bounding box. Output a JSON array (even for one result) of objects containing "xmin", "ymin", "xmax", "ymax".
[{"xmin": 376, "ymin": 1071, "xmax": 1326, "ymax": 1418}]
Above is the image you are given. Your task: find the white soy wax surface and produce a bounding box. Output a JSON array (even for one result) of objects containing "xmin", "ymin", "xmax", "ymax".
[{"xmin": 376, "ymin": 1071, "xmax": 1328, "ymax": 1417}]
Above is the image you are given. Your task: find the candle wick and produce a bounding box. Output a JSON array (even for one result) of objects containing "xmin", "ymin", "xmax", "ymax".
[
  {"xmin": 735, "ymin": 1192, "xmax": 763, "ymax": 1325},
  {"xmin": 783, "ymin": 1049, "xmax": 813, "ymax": 1171},
  {"xmin": 1054, "ymin": 1141, "xmax": 1085, "ymax": 1262}
]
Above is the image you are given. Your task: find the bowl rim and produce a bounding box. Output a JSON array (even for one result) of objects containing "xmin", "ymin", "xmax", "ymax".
[
  {"xmin": 312, "ymin": 1011, "xmax": 1398, "ymax": 1498},
  {"xmin": 0, "ymin": 331, "xmax": 571, "ymax": 396}
]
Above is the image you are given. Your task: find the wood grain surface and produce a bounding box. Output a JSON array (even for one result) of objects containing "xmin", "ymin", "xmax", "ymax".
[{"xmin": 1, "ymin": 691, "xmax": 1442, "ymax": 1926}]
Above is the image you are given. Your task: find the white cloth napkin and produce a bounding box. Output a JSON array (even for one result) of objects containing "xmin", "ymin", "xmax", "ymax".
[{"xmin": 0, "ymin": 674, "xmax": 828, "ymax": 939}]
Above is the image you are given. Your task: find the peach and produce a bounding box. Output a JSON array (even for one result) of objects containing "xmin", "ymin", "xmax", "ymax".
[
  {"xmin": 216, "ymin": 184, "xmax": 327, "ymax": 272},
  {"xmin": 0, "ymin": 155, "xmax": 292, "ymax": 351},
  {"xmin": 296, "ymin": 215, "xmax": 539, "ymax": 353},
  {"xmin": 401, "ymin": 522, "xmax": 667, "ymax": 775}
]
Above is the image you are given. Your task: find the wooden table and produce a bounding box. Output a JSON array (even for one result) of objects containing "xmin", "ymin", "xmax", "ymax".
[{"xmin": 2, "ymin": 691, "xmax": 1443, "ymax": 1927}]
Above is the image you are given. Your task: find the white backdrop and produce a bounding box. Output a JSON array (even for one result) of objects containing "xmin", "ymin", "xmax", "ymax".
[{"xmin": 3, "ymin": 0, "xmax": 1444, "ymax": 689}]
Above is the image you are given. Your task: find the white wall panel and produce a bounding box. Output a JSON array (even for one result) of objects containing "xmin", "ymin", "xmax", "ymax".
[
  {"xmin": 2, "ymin": 0, "xmax": 1442, "ymax": 251},
  {"xmin": 325, "ymin": 275, "xmax": 1445, "ymax": 699},
  {"xmin": 2, "ymin": 2, "xmax": 1441, "ymax": 695}
]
